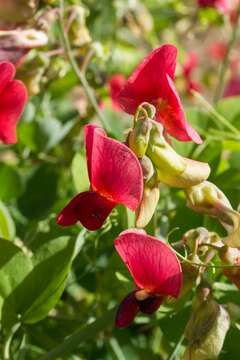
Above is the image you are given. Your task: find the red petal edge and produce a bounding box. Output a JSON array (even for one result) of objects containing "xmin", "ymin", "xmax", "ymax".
[
  {"xmin": 115, "ymin": 292, "xmax": 140, "ymax": 328},
  {"xmin": 114, "ymin": 229, "xmax": 183, "ymax": 297},
  {"xmin": 90, "ymin": 129, "xmax": 143, "ymax": 210},
  {"xmin": 57, "ymin": 191, "xmax": 115, "ymax": 231}
]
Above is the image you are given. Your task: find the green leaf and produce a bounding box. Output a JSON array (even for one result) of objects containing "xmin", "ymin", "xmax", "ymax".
[
  {"xmin": 217, "ymin": 96, "xmax": 240, "ymax": 126},
  {"xmin": 0, "ymin": 164, "xmax": 23, "ymax": 201},
  {"xmin": 0, "ymin": 201, "xmax": 15, "ymax": 241},
  {"xmin": 1, "ymin": 236, "xmax": 76, "ymax": 332},
  {"xmin": 71, "ymin": 152, "xmax": 90, "ymax": 193},
  {"xmin": 0, "ymin": 239, "xmax": 33, "ymax": 322},
  {"xmin": 18, "ymin": 164, "xmax": 59, "ymax": 219}
]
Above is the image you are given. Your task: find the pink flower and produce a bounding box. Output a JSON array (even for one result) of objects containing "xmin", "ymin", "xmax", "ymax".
[
  {"xmin": 116, "ymin": 44, "xmax": 202, "ymax": 144},
  {"xmin": 114, "ymin": 229, "xmax": 183, "ymax": 328},
  {"xmin": 0, "ymin": 61, "xmax": 27, "ymax": 144},
  {"xmin": 57, "ymin": 125, "xmax": 143, "ymax": 231},
  {"xmin": 108, "ymin": 74, "xmax": 126, "ymax": 111},
  {"xmin": 223, "ymin": 77, "xmax": 240, "ymax": 97},
  {"xmin": 198, "ymin": 0, "xmax": 230, "ymax": 13}
]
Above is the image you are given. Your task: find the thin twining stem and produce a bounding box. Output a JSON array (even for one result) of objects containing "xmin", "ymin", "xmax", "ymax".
[{"xmin": 58, "ymin": 0, "xmax": 107, "ymax": 129}]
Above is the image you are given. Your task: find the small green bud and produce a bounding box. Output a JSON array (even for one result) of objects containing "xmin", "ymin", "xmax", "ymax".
[{"xmin": 128, "ymin": 118, "xmax": 152, "ymax": 158}]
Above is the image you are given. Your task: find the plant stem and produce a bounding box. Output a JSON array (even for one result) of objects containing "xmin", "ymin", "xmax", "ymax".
[
  {"xmin": 39, "ymin": 307, "xmax": 116, "ymax": 360},
  {"xmin": 3, "ymin": 323, "xmax": 21, "ymax": 360},
  {"xmin": 58, "ymin": 0, "xmax": 107, "ymax": 129},
  {"xmin": 213, "ymin": 4, "xmax": 240, "ymax": 103},
  {"xmin": 168, "ymin": 333, "xmax": 185, "ymax": 360},
  {"xmin": 193, "ymin": 90, "xmax": 240, "ymax": 136}
]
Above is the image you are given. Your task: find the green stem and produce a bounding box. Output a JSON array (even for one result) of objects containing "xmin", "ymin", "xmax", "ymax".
[
  {"xmin": 3, "ymin": 323, "xmax": 21, "ymax": 360},
  {"xmin": 213, "ymin": 4, "xmax": 240, "ymax": 103},
  {"xmin": 59, "ymin": 0, "xmax": 107, "ymax": 129},
  {"xmin": 39, "ymin": 307, "xmax": 116, "ymax": 360},
  {"xmin": 193, "ymin": 90, "xmax": 240, "ymax": 136},
  {"xmin": 168, "ymin": 333, "xmax": 185, "ymax": 360}
]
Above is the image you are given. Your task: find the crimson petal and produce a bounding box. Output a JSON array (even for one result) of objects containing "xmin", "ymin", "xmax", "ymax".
[
  {"xmin": 0, "ymin": 77, "xmax": 27, "ymax": 144},
  {"xmin": 157, "ymin": 74, "xmax": 202, "ymax": 144},
  {"xmin": 0, "ymin": 61, "xmax": 15, "ymax": 93},
  {"xmin": 84, "ymin": 124, "xmax": 106, "ymax": 183},
  {"xmin": 57, "ymin": 191, "xmax": 115, "ymax": 231},
  {"xmin": 114, "ymin": 229, "xmax": 183, "ymax": 297},
  {"xmin": 90, "ymin": 128, "xmax": 143, "ymax": 211},
  {"xmin": 118, "ymin": 44, "xmax": 177, "ymax": 114},
  {"xmin": 115, "ymin": 291, "xmax": 140, "ymax": 328},
  {"xmin": 138, "ymin": 295, "xmax": 164, "ymax": 314}
]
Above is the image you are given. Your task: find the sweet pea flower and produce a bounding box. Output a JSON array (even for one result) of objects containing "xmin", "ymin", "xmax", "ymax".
[
  {"xmin": 114, "ymin": 229, "xmax": 182, "ymax": 328},
  {"xmin": 108, "ymin": 74, "xmax": 126, "ymax": 111},
  {"xmin": 197, "ymin": 0, "xmax": 231, "ymax": 13},
  {"xmin": 0, "ymin": 61, "xmax": 27, "ymax": 144},
  {"xmin": 116, "ymin": 44, "xmax": 202, "ymax": 144},
  {"xmin": 57, "ymin": 125, "xmax": 143, "ymax": 231},
  {"xmin": 223, "ymin": 77, "xmax": 240, "ymax": 97}
]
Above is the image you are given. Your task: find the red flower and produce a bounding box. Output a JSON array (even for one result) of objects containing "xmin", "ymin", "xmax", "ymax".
[
  {"xmin": 223, "ymin": 77, "xmax": 240, "ymax": 97},
  {"xmin": 198, "ymin": 0, "xmax": 230, "ymax": 12},
  {"xmin": 57, "ymin": 125, "xmax": 143, "ymax": 231},
  {"xmin": 108, "ymin": 74, "xmax": 126, "ymax": 111},
  {"xmin": 0, "ymin": 61, "xmax": 27, "ymax": 144},
  {"xmin": 209, "ymin": 42, "xmax": 227, "ymax": 61},
  {"xmin": 182, "ymin": 52, "xmax": 202, "ymax": 96},
  {"xmin": 114, "ymin": 229, "xmax": 182, "ymax": 328},
  {"xmin": 116, "ymin": 44, "xmax": 202, "ymax": 144},
  {"xmin": 182, "ymin": 51, "xmax": 199, "ymax": 78}
]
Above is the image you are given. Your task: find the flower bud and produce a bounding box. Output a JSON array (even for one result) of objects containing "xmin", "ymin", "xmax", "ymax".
[
  {"xmin": 135, "ymin": 183, "xmax": 160, "ymax": 228},
  {"xmin": 183, "ymin": 286, "xmax": 230, "ymax": 360},
  {"xmin": 185, "ymin": 181, "xmax": 240, "ymax": 247},
  {"xmin": 0, "ymin": 0, "xmax": 38, "ymax": 26},
  {"xmin": 128, "ymin": 118, "xmax": 152, "ymax": 158},
  {"xmin": 219, "ymin": 246, "xmax": 240, "ymax": 289},
  {"xmin": 65, "ymin": 5, "xmax": 91, "ymax": 48},
  {"xmin": 139, "ymin": 156, "xmax": 155, "ymax": 183},
  {"xmin": 146, "ymin": 122, "xmax": 210, "ymax": 188}
]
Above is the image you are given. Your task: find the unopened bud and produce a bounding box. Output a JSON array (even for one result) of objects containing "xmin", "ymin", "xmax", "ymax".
[
  {"xmin": 219, "ymin": 246, "xmax": 240, "ymax": 289},
  {"xmin": 146, "ymin": 122, "xmax": 210, "ymax": 188},
  {"xmin": 128, "ymin": 118, "xmax": 152, "ymax": 158},
  {"xmin": 139, "ymin": 156, "xmax": 154, "ymax": 182},
  {"xmin": 65, "ymin": 5, "xmax": 91, "ymax": 47},
  {"xmin": 136, "ymin": 182, "xmax": 160, "ymax": 228},
  {"xmin": 186, "ymin": 181, "xmax": 240, "ymax": 247},
  {"xmin": 183, "ymin": 286, "xmax": 230, "ymax": 360},
  {"xmin": 0, "ymin": 0, "xmax": 38, "ymax": 25}
]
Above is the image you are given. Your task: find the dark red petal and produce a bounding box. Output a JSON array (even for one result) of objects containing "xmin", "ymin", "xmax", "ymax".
[
  {"xmin": 57, "ymin": 191, "xmax": 115, "ymax": 231},
  {"xmin": 118, "ymin": 44, "xmax": 177, "ymax": 114},
  {"xmin": 90, "ymin": 130, "xmax": 143, "ymax": 211},
  {"xmin": 108, "ymin": 74, "xmax": 126, "ymax": 110},
  {"xmin": 114, "ymin": 229, "xmax": 183, "ymax": 297},
  {"xmin": 115, "ymin": 292, "xmax": 140, "ymax": 328},
  {"xmin": 0, "ymin": 61, "xmax": 15, "ymax": 93},
  {"xmin": 138, "ymin": 295, "xmax": 164, "ymax": 314},
  {"xmin": 0, "ymin": 79, "xmax": 27, "ymax": 144},
  {"xmin": 84, "ymin": 124, "xmax": 106, "ymax": 182},
  {"xmin": 157, "ymin": 74, "xmax": 202, "ymax": 144}
]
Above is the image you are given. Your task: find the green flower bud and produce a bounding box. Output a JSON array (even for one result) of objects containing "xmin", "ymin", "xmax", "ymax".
[
  {"xmin": 185, "ymin": 181, "xmax": 240, "ymax": 247},
  {"xmin": 135, "ymin": 183, "xmax": 160, "ymax": 228},
  {"xmin": 128, "ymin": 118, "xmax": 152, "ymax": 158},
  {"xmin": 65, "ymin": 5, "xmax": 91, "ymax": 48},
  {"xmin": 183, "ymin": 286, "xmax": 230, "ymax": 360}
]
